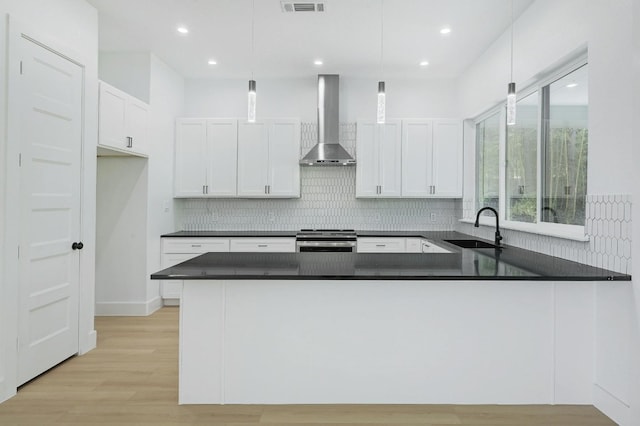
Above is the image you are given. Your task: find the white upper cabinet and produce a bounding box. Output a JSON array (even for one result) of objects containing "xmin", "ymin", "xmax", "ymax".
[
  {"xmin": 356, "ymin": 120, "xmax": 402, "ymax": 198},
  {"xmin": 401, "ymin": 119, "xmax": 463, "ymax": 198},
  {"xmin": 237, "ymin": 119, "xmax": 300, "ymax": 198},
  {"xmin": 237, "ymin": 121, "xmax": 269, "ymax": 197},
  {"xmin": 206, "ymin": 119, "xmax": 238, "ymax": 196},
  {"xmin": 98, "ymin": 81, "xmax": 149, "ymax": 156},
  {"xmin": 174, "ymin": 118, "xmax": 238, "ymax": 197},
  {"xmin": 175, "ymin": 119, "xmax": 208, "ymax": 197},
  {"xmin": 431, "ymin": 120, "xmax": 463, "ymax": 197}
]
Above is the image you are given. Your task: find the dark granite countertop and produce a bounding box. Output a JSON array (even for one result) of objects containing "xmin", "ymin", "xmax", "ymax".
[{"xmin": 152, "ymin": 231, "xmax": 631, "ymax": 281}]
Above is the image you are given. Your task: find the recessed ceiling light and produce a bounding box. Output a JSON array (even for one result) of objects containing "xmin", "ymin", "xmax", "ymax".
[
  {"xmin": 208, "ymin": 59, "xmax": 217, "ymax": 65},
  {"xmin": 419, "ymin": 60, "xmax": 430, "ymax": 67},
  {"xmin": 177, "ymin": 26, "xmax": 189, "ymax": 35},
  {"xmin": 566, "ymin": 83, "xmax": 578, "ymax": 88},
  {"xmin": 440, "ymin": 27, "xmax": 451, "ymax": 35},
  {"xmin": 314, "ymin": 59, "xmax": 323, "ymax": 66}
]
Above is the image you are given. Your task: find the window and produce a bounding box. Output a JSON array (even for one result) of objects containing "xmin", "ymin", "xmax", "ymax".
[
  {"xmin": 506, "ymin": 92, "xmax": 538, "ymax": 223},
  {"xmin": 476, "ymin": 112, "xmax": 500, "ymax": 212},
  {"xmin": 542, "ymin": 64, "xmax": 588, "ymax": 225},
  {"xmin": 474, "ymin": 59, "xmax": 588, "ymax": 236}
]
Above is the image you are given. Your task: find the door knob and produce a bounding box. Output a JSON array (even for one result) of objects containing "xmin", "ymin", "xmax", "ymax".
[{"xmin": 72, "ymin": 242, "xmax": 84, "ymax": 250}]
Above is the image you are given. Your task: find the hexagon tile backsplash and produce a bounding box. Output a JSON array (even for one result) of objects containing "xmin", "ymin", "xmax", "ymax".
[{"xmin": 459, "ymin": 194, "xmax": 632, "ymax": 275}]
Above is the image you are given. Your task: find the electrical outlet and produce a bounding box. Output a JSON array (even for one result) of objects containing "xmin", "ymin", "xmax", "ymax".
[
  {"xmin": 430, "ymin": 212, "xmax": 437, "ymax": 222},
  {"xmin": 268, "ymin": 211, "xmax": 276, "ymax": 222}
]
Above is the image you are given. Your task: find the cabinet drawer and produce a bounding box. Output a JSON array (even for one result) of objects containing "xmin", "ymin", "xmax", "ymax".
[
  {"xmin": 421, "ymin": 240, "xmax": 452, "ymax": 254},
  {"xmin": 357, "ymin": 237, "xmax": 406, "ymax": 253},
  {"xmin": 162, "ymin": 238, "xmax": 230, "ymax": 254},
  {"xmin": 229, "ymin": 238, "xmax": 296, "ymax": 252},
  {"xmin": 405, "ymin": 238, "xmax": 423, "ymax": 253}
]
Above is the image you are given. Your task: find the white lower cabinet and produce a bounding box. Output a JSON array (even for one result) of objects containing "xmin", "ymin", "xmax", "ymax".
[
  {"xmin": 357, "ymin": 237, "xmax": 407, "ymax": 253},
  {"xmin": 405, "ymin": 238, "xmax": 423, "ymax": 253},
  {"xmin": 358, "ymin": 237, "xmax": 452, "ymax": 253},
  {"xmin": 160, "ymin": 238, "xmax": 230, "ymax": 304},
  {"xmin": 229, "ymin": 238, "xmax": 296, "ymax": 253},
  {"xmin": 421, "ymin": 239, "xmax": 452, "ymax": 253},
  {"xmin": 160, "ymin": 236, "xmax": 296, "ymax": 304}
]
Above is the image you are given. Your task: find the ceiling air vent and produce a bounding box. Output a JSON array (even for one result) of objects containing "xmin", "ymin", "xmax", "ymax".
[{"xmin": 280, "ymin": 2, "xmax": 326, "ymax": 13}]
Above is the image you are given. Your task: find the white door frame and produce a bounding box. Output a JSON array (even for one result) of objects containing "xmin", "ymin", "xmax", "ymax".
[{"xmin": 1, "ymin": 16, "xmax": 97, "ymax": 403}]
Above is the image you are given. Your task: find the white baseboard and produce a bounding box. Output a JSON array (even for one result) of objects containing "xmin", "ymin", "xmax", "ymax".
[
  {"xmin": 79, "ymin": 330, "xmax": 97, "ymax": 355},
  {"xmin": 594, "ymin": 383, "xmax": 630, "ymax": 425},
  {"xmin": 0, "ymin": 378, "xmax": 16, "ymax": 404},
  {"xmin": 95, "ymin": 297, "xmax": 163, "ymax": 316}
]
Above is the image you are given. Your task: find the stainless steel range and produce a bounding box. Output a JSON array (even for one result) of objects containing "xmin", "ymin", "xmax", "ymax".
[{"xmin": 295, "ymin": 229, "xmax": 357, "ymax": 252}]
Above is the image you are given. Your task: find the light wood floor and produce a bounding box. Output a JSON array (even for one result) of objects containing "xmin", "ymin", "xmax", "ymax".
[{"xmin": 0, "ymin": 307, "xmax": 616, "ymax": 425}]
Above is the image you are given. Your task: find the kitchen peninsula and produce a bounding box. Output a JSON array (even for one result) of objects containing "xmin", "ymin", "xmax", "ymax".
[{"xmin": 151, "ymin": 232, "xmax": 630, "ymax": 405}]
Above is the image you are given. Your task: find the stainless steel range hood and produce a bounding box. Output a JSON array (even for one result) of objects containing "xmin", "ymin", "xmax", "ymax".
[{"xmin": 300, "ymin": 74, "xmax": 356, "ymax": 166}]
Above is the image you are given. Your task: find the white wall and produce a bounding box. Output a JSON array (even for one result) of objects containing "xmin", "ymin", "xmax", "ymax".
[
  {"xmin": 146, "ymin": 54, "xmax": 183, "ymax": 302},
  {"xmin": 184, "ymin": 77, "xmax": 459, "ymax": 122},
  {"xmin": 458, "ymin": 1, "xmax": 636, "ymax": 423},
  {"xmin": 99, "ymin": 52, "xmax": 151, "ymax": 103},
  {"xmin": 95, "ymin": 157, "xmax": 149, "ymax": 313},
  {"xmin": 631, "ymin": 0, "xmax": 640, "ymax": 422},
  {"xmin": 0, "ymin": 0, "xmax": 98, "ymax": 403}
]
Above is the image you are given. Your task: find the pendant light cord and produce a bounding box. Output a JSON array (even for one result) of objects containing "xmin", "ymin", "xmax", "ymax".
[
  {"xmin": 510, "ymin": 0, "xmax": 514, "ymax": 82},
  {"xmin": 380, "ymin": 0, "xmax": 384, "ymax": 79},
  {"xmin": 251, "ymin": 0, "xmax": 255, "ymax": 80}
]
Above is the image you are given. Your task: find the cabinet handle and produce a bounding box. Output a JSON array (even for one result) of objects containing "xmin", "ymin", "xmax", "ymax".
[
  {"xmin": 191, "ymin": 244, "xmax": 202, "ymax": 248},
  {"xmin": 72, "ymin": 241, "xmax": 84, "ymax": 250},
  {"xmin": 202, "ymin": 185, "xmax": 206, "ymax": 194},
  {"xmin": 205, "ymin": 185, "xmax": 209, "ymax": 194},
  {"xmin": 258, "ymin": 244, "xmax": 268, "ymax": 248},
  {"xmin": 126, "ymin": 136, "xmax": 133, "ymax": 148},
  {"xmin": 376, "ymin": 244, "xmax": 386, "ymax": 247}
]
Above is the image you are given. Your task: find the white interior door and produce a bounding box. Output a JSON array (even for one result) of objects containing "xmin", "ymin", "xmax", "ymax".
[{"xmin": 17, "ymin": 36, "xmax": 83, "ymax": 385}]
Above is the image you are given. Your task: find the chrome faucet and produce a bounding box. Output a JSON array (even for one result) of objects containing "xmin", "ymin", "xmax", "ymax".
[{"xmin": 474, "ymin": 207, "xmax": 503, "ymax": 248}]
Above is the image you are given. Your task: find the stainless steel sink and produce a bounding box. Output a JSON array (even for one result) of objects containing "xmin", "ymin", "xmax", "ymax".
[{"xmin": 444, "ymin": 239, "xmax": 499, "ymax": 249}]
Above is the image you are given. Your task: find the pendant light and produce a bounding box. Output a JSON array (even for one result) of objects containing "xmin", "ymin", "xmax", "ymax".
[
  {"xmin": 506, "ymin": 0, "xmax": 516, "ymax": 126},
  {"xmin": 247, "ymin": 0, "xmax": 257, "ymax": 123},
  {"xmin": 376, "ymin": 0, "xmax": 386, "ymax": 124}
]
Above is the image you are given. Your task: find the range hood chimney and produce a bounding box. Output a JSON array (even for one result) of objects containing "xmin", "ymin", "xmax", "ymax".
[{"xmin": 300, "ymin": 74, "xmax": 356, "ymax": 166}]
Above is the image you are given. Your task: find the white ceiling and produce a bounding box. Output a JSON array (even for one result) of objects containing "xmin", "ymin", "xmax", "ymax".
[{"xmin": 87, "ymin": 0, "xmax": 535, "ymax": 80}]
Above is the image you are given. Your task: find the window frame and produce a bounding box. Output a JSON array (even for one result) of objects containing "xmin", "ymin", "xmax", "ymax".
[{"xmin": 472, "ymin": 53, "xmax": 589, "ymax": 241}]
